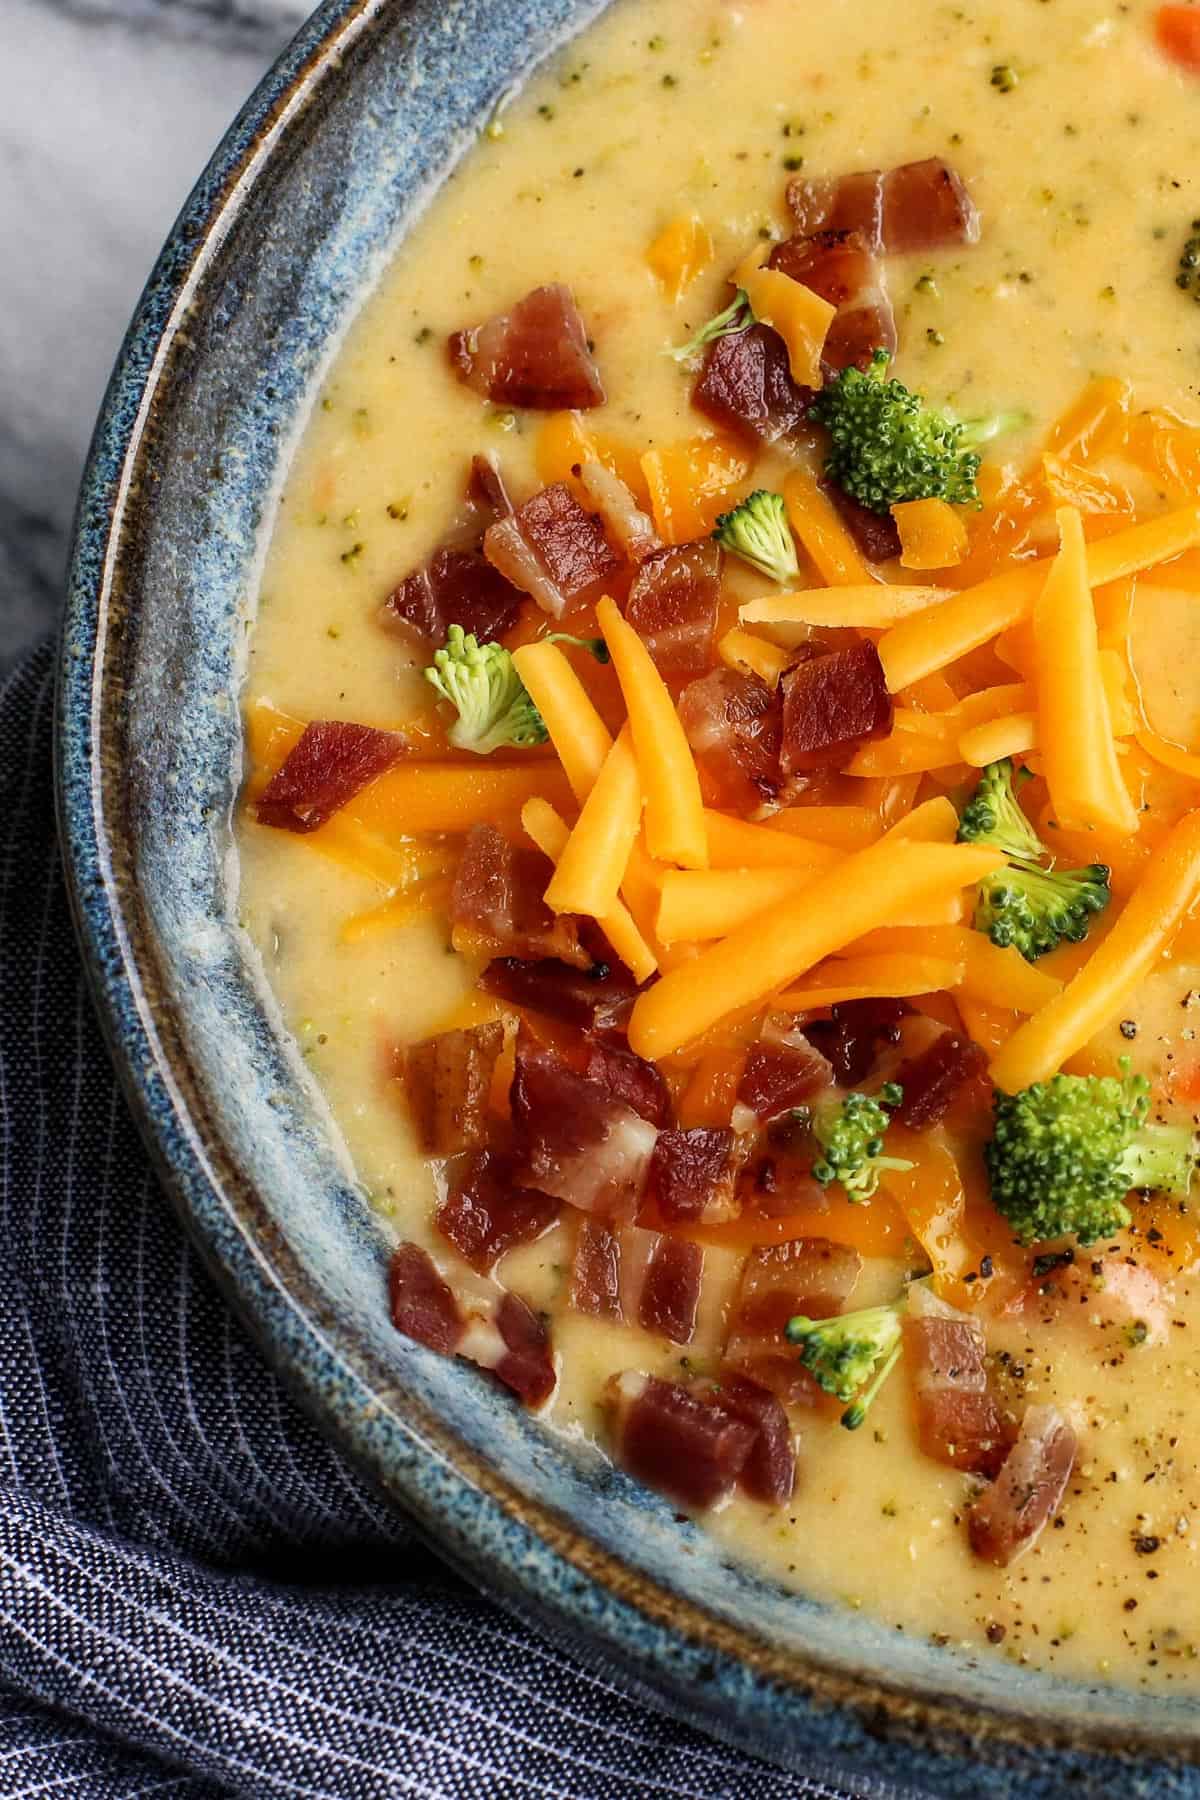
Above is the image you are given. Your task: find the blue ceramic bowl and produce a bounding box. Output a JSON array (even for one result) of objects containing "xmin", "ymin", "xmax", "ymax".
[{"xmin": 56, "ymin": 2, "xmax": 1200, "ymax": 1791}]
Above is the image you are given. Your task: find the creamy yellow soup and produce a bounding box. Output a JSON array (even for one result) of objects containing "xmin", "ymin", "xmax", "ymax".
[{"xmin": 239, "ymin": 0, "xmax": 1200, "ymax": 1692}]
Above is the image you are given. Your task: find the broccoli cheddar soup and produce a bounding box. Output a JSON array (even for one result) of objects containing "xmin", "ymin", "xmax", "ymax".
[{"xmin": 240, "ymin": 0, "xmax": 1200, "ymax": 1689}]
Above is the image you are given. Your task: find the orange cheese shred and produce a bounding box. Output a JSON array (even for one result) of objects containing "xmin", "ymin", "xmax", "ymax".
[
  {"xmin": 646, "ymin": 212, "xmax": 715, "ymax": 300},
  {"xmin": 704, "ymin": 810, "xmax": 843, "ymax": 872},
  {"xmin": 891, "ymin": 498, "xmax": 969, "ymax": 571},
  {"xmin": 782, "ymin": 469, "xmax": 874, "ymax": 586},
  {"xmin": 544, "ymin": 728, "xmax": 643, "ymax": 919},
  {"xmin": 510, "ymin": 640, "xmax": 611, "ymax": 801},
  {"xmin": 522, "ymin": 797, "xmax": 657, "ymax": 983},
  {"xmin": 640, "ymin": 435, "xmax": 752, "ymax": 545},
  {"xmin": 848, "ymin": 924, "xmax": 1062, "ymax": 1015},
  {"xmin": 739, "ymin": 265, "xmax": 836, "ymax": 388},
  {"xmin": 777, "ymin": 952, "xmax": 966, "ymax": 1010},
  {"xmin": 716, "ymin": 626, "xmax": 790, "ymax": 688},
  {"xmin": 740, "ymin": 584, "xmax": 949, "ymax": 630}
]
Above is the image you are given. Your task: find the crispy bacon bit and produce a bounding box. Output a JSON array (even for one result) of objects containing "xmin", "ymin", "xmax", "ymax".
[
  {"xmin": 256, "ymin": 722, "xmax": 405, "ymax": 834},
  {"xmin": 388, "ymin": 1241, "xmax": 556, "ymax": 1406},
  {"xmin": 696, "ymin": 1373, "xmax": 796, "ymax": 1506},
  {"xmin": 402, "ymin": 1023, "xmax": 504, "ymax": 1156},
  {"xmin": 648, "ymin": 1128, "xmax": 744, "ymax": 1225},
  {"xmin": 969, "ymin": 1404, "xmax": 1076, "ymax": 1567},
  {"xmin": 692, "ymin": 323, "xmax": 813, "ymax": 444},
  {"xmin": 894, "ymin": 1033, "xmax": 989, "ymax": 1131},
  {"xmin": 787, "ymin": 159, "xmax": 980, "ymax": 256},
  {"xmin": 478, "ymin": 956, "xmax": 640, "ymax": 1030},
  {"xmin": 904, "ymin": 1287, "xmax": 1011, "ymax": 1478},
  {"xmin": 448, "ymin": 283, "xmax": 605, "ymax": 410},
  {"xmin": 385, "ymin": 548, "xmax": 523, "ymax": 651},
  {"xmin": 436, "ymin": 1148, "xmax": 560, "ymax": 1272},
  {"xmin": 779, "ymin": 641, "xmax": 893, "ymax": 775},
  {"xmin": 823, "ymin": 481, "xmax": 903, "ymax": 563},
  {"xmin": 625, "ymin": 541, "xmax": 722, "ymax": 680},
  {"xmin": 802, "ymin": 997, "xmax": 908, "ymax": 1086},
  {"xmin": 679, "ymin": 667, "xmax": 783, "ymax": 807},
  {"xmin": 576, "ymin": 461, "xmax": 660, "ymax": 563},
  {"xmin": 606, "ymin": 1372, "xmax": 756, "ymax": 1509},
  {"xmin": 452, "ymin": 825, "xmax": 589, "ymax": 969},
  {"xmin": 585, "ymin": 1035, "xmax": 673, "ymax": 1128},
  {"xmin": 484, "ymin": 482, "xmax": 619, "ymax": 618},
  {"xmin": 725, "ymin": 1238, "xmax": 862, "ymax": 1403},
  {"xmin": 512, "ymin": 1035, "xmax": 659, "ymax": 1219},
  {"xmin": 467, "ymin": 453, "xmax": 514, "ymax": 517},
  {"xmin": 569, "ymin": 1217, "xmax": 623, "ymax": 1319},
  {"xmin": 769, "ymin": 230, "xmax": 896, "ymax": 374},
  {"xmin": 738, "ymin": 1018, "xmax": 833, "ymax": 1122}
]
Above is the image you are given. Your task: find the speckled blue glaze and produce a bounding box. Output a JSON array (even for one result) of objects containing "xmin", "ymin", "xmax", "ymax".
[{"xmin": 55, "ymin": 1, "xmax": 1200, "ymax": 1790}]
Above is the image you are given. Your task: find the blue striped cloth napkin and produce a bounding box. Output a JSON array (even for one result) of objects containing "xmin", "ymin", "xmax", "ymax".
[{"xmin": 0, "ymin": 642, "xmax": 864, "ymax": 1799}]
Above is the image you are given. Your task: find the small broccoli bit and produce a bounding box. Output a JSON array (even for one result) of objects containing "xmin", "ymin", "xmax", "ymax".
[
  {"xmin": 811, "ymin": 1083, "xmax": 913, "ymax": 1200},
  {"xmin": 786, "ymin": 1295, "xmax": 906, "ymax": 1430},
  {"xmin": 973, "ymin": 861, "xmax": 1111, "ymax": 962},
  {"xmin": 670, "ymin": 288, "xmax": 754, "ymax": 363},
  {"xmin": 809, "ymin": 349, "xmax": 1024, "ymax": 515},
  {"xmin": 546, "ymin": 631, "xmax": 610, "ymax": 664},
  {"xmin": 986, "ymin": 1063, "xmax": 1199, "ymax": 1246},
  {"xmin": 424, "ymin": 625, "xmax": 548, "ymax": 754},
  {"xmin": 956, "ymin": 758, "xmax": 1044, "ymax": 862},
  {"xmin": 713, "ymin": 489, "xmax": 800, "ymax": 585}
]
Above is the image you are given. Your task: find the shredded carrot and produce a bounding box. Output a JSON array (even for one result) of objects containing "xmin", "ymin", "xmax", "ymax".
[
  {"xmin": 1033, "ymin": 505, "xmax": 1138, "ymax": 836},
  {"xmin": 597, "ymin": 595, "xmax": 708, "ymax": 868},
  {"xmin": 891, "ymin": 498, "xmax": 969, "ymax": 570},
  {"xmin": 704, "ymin": 810, "xmax": 842, "ymax": 872},
  {"xmin": 627, "ymin": 839, "xmax": 1004, "ymax": 1059},
  {"xmin": 641, "ymin": 435, "xmax": 752, "ymax": 544},
  {"xmin": 989, "ymin": 806, "xmax": 1200, "ymax": 1092},
  {"xmin": 521, "ymin": 796, "xmax": 657, "ymax": 983},
  {"xmin": 646, "ymin": 213, "xmax": 714, "ymax": 300},
  {"xmin": 740, "ymin": 584, "xmax": 949, "ymax": 630},
  {"xmin": 782, "ymin": 469, "xmax": 874, "ymax": 586},
  {"xmin": 777, "ymin": 952, "xmax": 965, "ymax": 1009},
  {"xmin": 716, "ymin": 626, "xmax": 790, "ymax": 687}
]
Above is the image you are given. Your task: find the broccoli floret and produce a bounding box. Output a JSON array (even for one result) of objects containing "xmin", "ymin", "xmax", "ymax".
[
  {"xmin": 986, "ymin": 1063, "xmax": 1198, "ymax": 1246},
  {"xmin": 973, "ymin": 861, "xmax": 1111, "ymax": 962},
  {"xmin": 670, "ymin": 288, "xmax": 754, "ymax": 363},
  {"xmin": 424, "ymin": 625, "xmax": 548, "ymax": 754},
  {"xmin": 712, "ymin": 489, "xmax": 800, "ymax": 585},
  {"xmin": 785, "ymin": 1291, "xmax": 909, "ymax": 1429},
  {"xmin": 956, "ymin": 757, "xmax": 1044, "ymax": 863},
  {"xmin": 811, "ymin": 1082, "xmax": 913, "ymax": 1200},
  {"xmin": 809, "ymin": 349, "xmax": 1027, "ymax": 514}
]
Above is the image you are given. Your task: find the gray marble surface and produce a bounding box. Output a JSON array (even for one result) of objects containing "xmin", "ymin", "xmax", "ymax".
[{"xmin": 2, "ymin": 0, "xmax": 311, "ymax": 672}]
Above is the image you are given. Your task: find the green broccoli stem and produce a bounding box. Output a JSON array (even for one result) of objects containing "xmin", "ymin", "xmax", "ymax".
[
  {"xmin": 1120, "ymin": 1123, "xmax": 1197, "ymax": 1198},
  {"xmin": 841, "ymin": 1337, "xmax": 904, "ymax": 1431},
  {"xmin": 670, "ymin": 289, "xmax": 754, "ymax": 363}
]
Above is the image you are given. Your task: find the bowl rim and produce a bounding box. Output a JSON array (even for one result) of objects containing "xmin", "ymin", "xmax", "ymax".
[{"xmin": 54, "ymin": 0, "xmax": 1200, "ymax": 1785}]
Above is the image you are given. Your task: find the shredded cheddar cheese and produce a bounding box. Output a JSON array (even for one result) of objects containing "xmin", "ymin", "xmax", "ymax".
[{"xmin": 544, "ymin": 727, "xmax": 644, "ymax": 919}]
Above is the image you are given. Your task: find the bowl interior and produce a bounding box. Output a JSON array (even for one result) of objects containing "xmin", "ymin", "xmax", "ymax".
[{"xmin": 57, "ymin": 1, "xmax": 1200, "ymax": 1791}]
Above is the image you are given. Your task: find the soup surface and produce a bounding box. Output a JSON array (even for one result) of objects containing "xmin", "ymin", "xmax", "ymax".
[{"xmin": 239, "ymin": 0, "xmax": 1200, "ymax": 1692}]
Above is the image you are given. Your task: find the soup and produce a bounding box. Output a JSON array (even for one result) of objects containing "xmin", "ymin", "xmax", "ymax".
[{"xmin": 238, "ymin": 0, "xmax": 1200, "ymax": 1692}]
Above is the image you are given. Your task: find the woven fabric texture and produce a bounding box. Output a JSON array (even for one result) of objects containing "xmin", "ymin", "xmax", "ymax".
[{"xmin": 0, "ymin": 641, "xmax": 866, "ymax": 1800}]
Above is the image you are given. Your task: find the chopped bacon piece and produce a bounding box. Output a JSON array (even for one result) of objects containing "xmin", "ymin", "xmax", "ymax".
[
  {"xmin": 467, "ymin": 453, "xmax": 514, "ymax": 517},
  {"xmin": 738, "ymin": 1018, "xmax": 833, "ymax": 1122},
  {"xmin": 787, "ymin": 159, "xmax": 980, "ymax": 256},
  {"xmin": 679, "ymin": 667, "xmax": 783, "ymax": 807},
  {"xmin": 725, "ymin": 1238, "xmax": 862, "ymax": 1404},
  {"xmin": 512, "ymin": 1035, "xmax": 659, "ymax": 1219},
  {"xmin": 904, "ymin": 1287, "xmax": 1011, "ymax": 1478},
  {"xmin": 484, "ymin": 482, "xmax": 619, "ymax": 618},
  {"xmin": 768, "ymin": 230, "xmax": 897, "ymax": 374},
  {"xmin": 436, "ymin": 1148, "xmax": 561, "ymax": 1272},
  {"xmin": 388, "ymin": 1241, "xmax": 556, "ymax": 1406},
  {"xmin": 385, "ymin": 548, "xmax": 523, "ymax": 651},
  {"xmin": 969, "ymin": 1405, "xmax": 1076, "ymax": 1567},
  {"xmin": 576, "ymin": 461, "xmax": 659, "ymax": 563},
  {"xmin": 402, "ymin": 1022, "xmax": 504, "ymax": 1156},
  {"xmin": 894, "ymin": 1032, "xmax": 989, "ymax": 1131},
  {"xmin": 585, "ymin": 1035, "xmax": 673, "ymax": 1128},
  {"xmin": 569, "ymin": 1217, "xmax": 622, "ymax": 1319},
  {"xmin": 256, "ymin": 721, "xmax": 406, "ymax": 833},
  {"xmin": 802, "ymin": 998, "xmax": 908, "ymax": 1086},
  {"xmin": 692, "ymin": 322, "xmax": 813, "ymax": 444},
  {"xmin": 697, "ymin": 1373, "xmax": 796, "ymax": 1506},
  {"xmin": 452, "ymin": 825, "xmax": 589, "ymax": 969},
  {"xmin": 822, "ymin": 481, "xmax": 903, "ymax": 564},
  {"xmin": 779, "ymin": 641, "xmax": 893, "ymax": 775},
  {"xmin": 448, "ymin": 283, "xmax": 605, "ymax": 410},
  {"xmin": 648, "ymin": 1127, "xmax": 744, "ymax": 1225},
  {"xmin": 606, "ymin": 1372, "xmax": 756, "ymax": 1509},
  {"xmin": 478, "ymin": 956, "xmax": 640, "ymax": 1031},
  {"xmin": 625, "ymin": 541, "xmax": 722, "ymax": 680}
]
